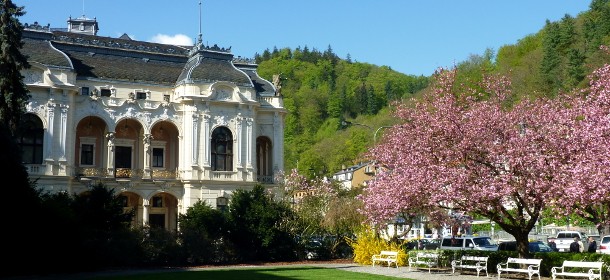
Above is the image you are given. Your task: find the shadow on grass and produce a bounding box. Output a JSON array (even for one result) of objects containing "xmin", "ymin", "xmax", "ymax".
[{"xmin": 87, "ymin": 266, "xmax": 402, "ymax": 280}]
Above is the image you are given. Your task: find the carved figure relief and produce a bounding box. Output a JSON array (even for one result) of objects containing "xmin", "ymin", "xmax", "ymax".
[
  {"xmin": 23, "ymin": 70, "xmax": 43, "ymax": 84},
  {"xmin": 214, "ymin": 88, "xmax": 232, "ymax": 101},
  {"xmin": 272, "ymin": 74, "xmax": 282, "ymax": 96}
]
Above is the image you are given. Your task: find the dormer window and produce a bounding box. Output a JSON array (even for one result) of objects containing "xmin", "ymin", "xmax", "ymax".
[
  {"xmin": 100, "ymin": 88, "xmax": 111, "ymax": 97},
  {"xmin": 136, "ymin": 92, "xmax": 147, "ymax": 100}
]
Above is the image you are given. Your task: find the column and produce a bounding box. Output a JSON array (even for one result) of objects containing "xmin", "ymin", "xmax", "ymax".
[
  {"xmin": 203, "ymin": 115, "xmax": 210, "ymax": 166},
  {"xmin": 246, "ymin": 118, "xmax": 253, "ymax": 168},
  {"xmin": 236, "ymin": 114, "xmax": 243, "ymax": 168},
  {"xmin": 191, "ymin": 114, "xmax": 199, "ymax": 166},
  {"xmin": 45, "ymin": 103, "xmax": 56, "ymax": 161},
  {"xmin": 59, "ymin": 105, "xmax": 69, "ymax": 161}
]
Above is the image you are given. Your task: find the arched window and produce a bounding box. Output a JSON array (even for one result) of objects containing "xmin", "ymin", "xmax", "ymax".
[
  {"xmin": 211, "ymin": 127, "xmax": 233, "ymax": 171},
  {"xmin": 256, "ymin": 136, "xmax": 273, "ymax": 183},
  {"xmin": 17, "ymin": 114, "xmax": 44, "ymax": 164}
]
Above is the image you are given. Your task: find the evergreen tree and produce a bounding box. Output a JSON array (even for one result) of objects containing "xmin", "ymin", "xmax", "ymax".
[
  {"xmin": 558, "ymin": 14, "xmax": 577, "ymax": 53},
  {"xmin": 355, "ymin": 82, "xmax": 367, "ymax": 115},
  {"xmin": 227, "ymin": 185, "xmax": 297, "ymax": 262},
  {"xmin": 540, "ymin": 20, "xmax": 562, "ymax": 96},
  {"xmin": 1, "ymin": 2, "xmax": 39, "ymax": 277},
  {"xmin": 346, "ymin": 53, "xmax": 352, "ymax": 63},
  {"xmin": 583, "ymin": 0, "xmax": 610, "ymax": 52},
  {"xmin": 179, "ymin": 200, "xmax": 228, "ymax": 264},
  {"xmin": 323, "ymin": 44, "xmax": 339, "ymax": 65},
  {"xmin": 366, "ymin": 84, "xmax": 377, "ymax": 115},
  {"xmin": 566, "ymin": 48, "xmax": 586, "ymax": 88},
  {"xmin": 0, "ymin": 0, "xmax": 29, "ymax": 134},
  {"xmin": 384, "ymin": 81, "xmax": 395, "ymax": 105}
]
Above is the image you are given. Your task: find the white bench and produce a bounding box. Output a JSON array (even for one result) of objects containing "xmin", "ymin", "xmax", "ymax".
[
  {"xmin": 408, "ymin": 252, "xmax": 439, "ymax": 273},
  {"xmin": 451, "ymin": 255, "xmax": 489, "ymax": 277},
  {"xmin": 551, "ymin": 260, "xmax": 603, "ymax": 280},
  {"xmin": 371, "ymin": 250, "xmax": 398, "ymax": 268},
  {"xmin": 497, "ymin": 257, "xmax": 542, "ymax": 280}
]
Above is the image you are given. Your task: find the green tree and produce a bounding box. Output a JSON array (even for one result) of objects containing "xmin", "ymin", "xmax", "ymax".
[
  {"xmin": 0, "ymin": 0, "xmax": 29, "ymax": 134},
  {"xmin": 179, "ymin": 200, "xmax": 228, "ymax": 264},
  {"xmin": 558, "ymin": 14, "xmax": 577, "ymax": 53},
  {"xmin": 70, "ymin": 183, "xmax": 137, "ymax": 269},
  {"xmin": 227, "ymin": 185, "xmax": 297, "ymax": 261},
  {"xmin": 566, "ymin": 48, "xmax": 586, "ymax": 88},
  {"xmin": 540, "ymin": 20, "xmax": 562, "ymax": 96},
  {"xmin": 583, "ymin": 0, "xmax": 610, "ymax": 52},
  {"xmin": 366, "ymin": 84, "xmax": 378, "ymax": 115},
  {"xmin": 1, "ymin": 2, "xmax": 40, "ymax": 277}
]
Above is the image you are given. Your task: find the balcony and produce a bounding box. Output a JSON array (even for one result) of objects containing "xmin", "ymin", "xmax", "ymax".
[
  {"xmin": 257, "ymin": 175, "xmax": 274, "ymax": 184},
  {"xmin": 256, "ymin": 96, "xmax": 283, "ymax": 107},
  {"xmin": 152, "ymin": 169, "xmax": 178, "ymax": 180},
  {"xmin": 211, "ymin": 171, "xmax": 238, "ymax": 181},
  {"xmin": 115, "ymin": 168, "xmax": 143, "ymax": 179},
  {"xmin": 75, "ymin": 167, "xmax": 107, "ymax": 177},
  {"xmin": 25, "ymin": 164, "xmax": 45, "ymax": 175}
]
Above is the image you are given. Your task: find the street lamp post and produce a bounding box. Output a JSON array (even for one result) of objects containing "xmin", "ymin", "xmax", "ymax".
[
  {"xmin": 342, "ymin": 120, "xmax": 392, "ymax": 143},
  {"xmin": 374, "ymin": 126, "xmax": 392, "ymax": 143}
]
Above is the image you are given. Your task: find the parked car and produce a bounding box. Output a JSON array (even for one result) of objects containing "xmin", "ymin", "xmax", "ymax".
[
  {"xmin": 599, "ymin": 235, "xmax": 610, "ymax": 254},
  {"xmin": 424, "ymin": 238, "xmax": 441, "ymax": 250},
  {"xmin": 405, "ymin": 238, "xmax": 439, "ymax": 250},
  {"xmin": 304, "ymin": 239, "xmax": 323, "ymax": 260},
  {"xmin": 440, "ymin": 236, "xmax": 498, "ymax": 251},
  {"xmin": 554, "ymin": 231, "xmax": 588, "ymax": 252},
  {"xmin": 497, "ymin": 241, "xmax": 553, "ymax": 253}
]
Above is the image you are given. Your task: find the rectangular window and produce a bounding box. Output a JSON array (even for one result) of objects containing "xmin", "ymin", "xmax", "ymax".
[
  {"xmin": 81, "ymin": 87, "xmax": 89, "ymax": 96},
  {"xmin": 152, "ymin": 196, "xmax": 163, "ymax": 207},
  {"xmin": 80, "ymin": 144, "xmax": 94, "ymax": 165},
  {"xmin": 152, "ymin": 148, "xmax": 164, "ymax": 167},
  {"xmin": 100, "ymin": 88, "xmax": 111, "ymax": 97},
  {"xmin": 136, "ymin": 92, "xmax": 147, "ymax": 99},
  {"xmin": 119, "ymin": 195, "xmax": 128, "ymax": 207}
]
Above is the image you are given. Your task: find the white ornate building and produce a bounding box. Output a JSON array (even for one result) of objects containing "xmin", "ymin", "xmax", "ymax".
[{"xmin": 19, "ymin": 16, "xmax": 286, "ymax": 231}]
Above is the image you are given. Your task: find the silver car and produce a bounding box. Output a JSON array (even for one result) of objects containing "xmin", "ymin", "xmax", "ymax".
[
  {"xmin": 440, "ymin": 236, "xmax": 498, "ymax": 251},
  {"xmin": 599, "ymin": 235, "xmax": 610, "ymax": 254}
]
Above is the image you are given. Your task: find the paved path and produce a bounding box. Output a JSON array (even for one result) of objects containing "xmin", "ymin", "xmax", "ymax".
[
  {"xmin": 310, "ymin": 263, "xmax": 489, "ymax": 279},
  {"xmin": 8, "ymin": 262, "xmax": 540, "ymax": 280}
]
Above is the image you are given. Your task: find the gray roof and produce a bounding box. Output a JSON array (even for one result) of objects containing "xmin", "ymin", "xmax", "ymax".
[{"xmin": 21, "ymin": 29, "xmax": 271, "ymax": 92}]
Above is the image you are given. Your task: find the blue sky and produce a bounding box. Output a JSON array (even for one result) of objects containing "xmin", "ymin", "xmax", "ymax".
[{"xmin": 14, "ymin": 1, "xmax": 591, "ymax": 76}]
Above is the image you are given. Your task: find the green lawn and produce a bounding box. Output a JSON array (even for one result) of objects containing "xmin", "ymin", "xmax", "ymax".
[{"xmin": 89, "ymin": 266, "xmax": 408, "ymax": 280}]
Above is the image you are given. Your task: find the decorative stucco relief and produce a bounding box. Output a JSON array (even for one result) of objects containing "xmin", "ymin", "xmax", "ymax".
[{"xmin": 23, "ymin": 69, "xmax": 44, "ymax": 84}]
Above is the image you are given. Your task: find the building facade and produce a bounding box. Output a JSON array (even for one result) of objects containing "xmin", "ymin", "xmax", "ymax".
[
  {"xmin": 331, "ymin": 162, "xmax": 375, "ymax": 190},
  {"xmin": 19, "ymin": 17, "xmax": 286, "ymax": 231}
]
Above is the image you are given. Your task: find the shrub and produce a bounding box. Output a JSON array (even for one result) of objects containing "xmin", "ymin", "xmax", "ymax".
[{"xmin": 347, "ymin": 228, "xmax": 408, "ymax": 266}]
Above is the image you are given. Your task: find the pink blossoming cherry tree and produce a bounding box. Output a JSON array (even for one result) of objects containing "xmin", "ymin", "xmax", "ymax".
[{"xmin": 360, "ymin": 64, "xmax": 610, "ymax": 258}]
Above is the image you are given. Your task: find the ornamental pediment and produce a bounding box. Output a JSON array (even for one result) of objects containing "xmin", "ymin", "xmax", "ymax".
[{"xmin": 211, "ymin": 85, "xmax": 235, "ymax": 101}]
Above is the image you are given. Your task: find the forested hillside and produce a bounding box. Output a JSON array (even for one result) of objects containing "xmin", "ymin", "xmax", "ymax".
[
  {"xmin": 255, "ymin": 0, "xmax": 610, "ymax": 178},
  {"xmin": 254, "ymin": 46, "xmax": 429, "ymax": 177}
]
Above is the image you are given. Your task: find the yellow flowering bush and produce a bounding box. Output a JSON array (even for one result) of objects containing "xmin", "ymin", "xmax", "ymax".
[{"xmin": 347, "ymin": 227, "xmax": 408, "ymax": 266}]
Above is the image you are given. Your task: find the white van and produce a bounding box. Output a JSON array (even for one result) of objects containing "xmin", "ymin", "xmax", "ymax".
[{"xmin": 440, "ymin": 236, "xmax": 498, "ymax": 251}]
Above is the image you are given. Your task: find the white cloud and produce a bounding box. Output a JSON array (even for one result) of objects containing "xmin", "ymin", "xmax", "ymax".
[{"xmin": 150, "ymin": 34, "xmax": 193, "ymax": 46}]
